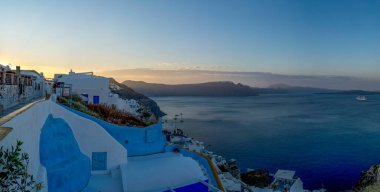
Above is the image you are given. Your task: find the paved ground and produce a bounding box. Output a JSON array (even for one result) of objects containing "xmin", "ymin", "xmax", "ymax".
[
  {"xmin": 0, "ymin": 98, "xmax": 41, "ymax": 118},
  {"xmin": 82, "ymin": 168, "xmax": 123, "ymax": 192}
]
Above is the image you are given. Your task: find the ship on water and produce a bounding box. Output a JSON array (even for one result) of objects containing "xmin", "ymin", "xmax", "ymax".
[{"xmin": 356, "ymin": 95, "xmax": 367, "ymax": 101}]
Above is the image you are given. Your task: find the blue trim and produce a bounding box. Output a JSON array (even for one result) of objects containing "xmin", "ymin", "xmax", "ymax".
[
  {"xmin": 60, "ymin": 104, "xmax": 166, "ymax": 156},
  {"xmin": 93, "ymin": 96, "xmax": 99, "ymax": 104},
  {"xmin": 164, "ymin": 180, "xmax": 209, "ymax": 192}
]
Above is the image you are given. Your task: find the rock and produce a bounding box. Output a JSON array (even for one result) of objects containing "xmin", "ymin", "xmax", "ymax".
[
  {"xmin": 354, "ymin": 165, "xmax": 380, "ymax": 192},
  {"xmin": 108, "ymin": 78, "xmax": 166, "ymax": 117},
  {"xmin": 241, "ymin": 169, "xmax": 272, "ymax": 188}
]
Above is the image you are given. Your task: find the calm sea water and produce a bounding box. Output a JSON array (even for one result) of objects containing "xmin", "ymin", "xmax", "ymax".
[{"xmin": 153, "ymin": 94, "xmax": 380, "ymax": 191}]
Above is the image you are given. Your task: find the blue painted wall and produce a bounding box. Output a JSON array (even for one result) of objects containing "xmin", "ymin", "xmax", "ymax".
[
  {"xmin": 61, "ymin": 105, "xmax": 166, "ymax": 156},
  {"xmin": 40, "ymin": 115, "xmax": 91, "ymax": 192},
  {"xmin": 164, "ymin": 181, "xmax": 209, "ymax": 192}
]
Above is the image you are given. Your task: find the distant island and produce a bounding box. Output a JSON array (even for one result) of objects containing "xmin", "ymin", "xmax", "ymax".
[
  {"xmin": 123, "ymin": 81, "xmax": 258, "ymax": 97},
  {"xmin": 253, "ymin": 83, "xmax": 336, "ymax": 94},
  {"xmin": 122, "ymin": 81, "xmax": 338, "ymax": 97}
]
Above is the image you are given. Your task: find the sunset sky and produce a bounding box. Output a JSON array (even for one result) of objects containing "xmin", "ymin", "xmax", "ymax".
[{"xmin": 1, "ymin": 0, "xmax": 379, "ymax": 87}]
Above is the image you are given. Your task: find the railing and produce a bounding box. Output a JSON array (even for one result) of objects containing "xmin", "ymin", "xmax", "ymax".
[
  {"xmin": 165, "ymin": 145, "xmax": 225, "ymax": 192},
  {"xmin": 167, "ymin": 180, "xmax": 222, "ymax": 192},
  {"xmin": 198, "ymin": 179, "xmax": 223, "ymax": 192},
  {"xmin": 195, "ymin": 151, "xmax": 225, "ymax": 191}
]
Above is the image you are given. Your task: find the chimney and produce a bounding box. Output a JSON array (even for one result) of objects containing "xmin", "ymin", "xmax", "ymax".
[{"xmin": 16, "ymin": 66, "xmax": 20, "ymax": 75}]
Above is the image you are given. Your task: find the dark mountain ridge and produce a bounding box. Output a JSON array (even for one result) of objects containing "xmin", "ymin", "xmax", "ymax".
[
  {"xmin": 123, "ymin": 80, "xmax": 258, "ymax": 97},
  {"xmin": 255, "ymin": 84, "xmax": 336, "ymax": 94},
  {"xmin": 123, "ymin": 80, "xmax": 337, "ymax": 96}
]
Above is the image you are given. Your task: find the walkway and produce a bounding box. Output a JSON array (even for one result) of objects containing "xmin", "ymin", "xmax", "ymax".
[
  {"xmin": 0, "ymin": 98, "xmax": 43, "ymax": 118},
  {"xmin": 82, "ymin": 168, "xmax": 123, "ymax": 192}
]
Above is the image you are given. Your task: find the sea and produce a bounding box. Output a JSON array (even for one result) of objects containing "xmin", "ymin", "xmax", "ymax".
[{"xmin": 153, "ymin": 94, "xmax": 380, "ymax": 191}]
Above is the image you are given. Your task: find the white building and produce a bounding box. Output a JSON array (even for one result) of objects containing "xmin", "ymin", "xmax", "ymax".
[
  {"xmin": 44, "ymin": 79, "xmax": 54, "ymax": 95},
  {"xmin": 55, "ymin": 70, "xmax": 140, "ymax": 115},
  {"xmin": 0, "ymin": 96, "xmax": 217, "ymax": 192},
  {"xmin": 20, "ymin": 70, "xmax": 45, "ymax": 99},
  {"xmin": 107, "ymin": 92, "xmax": 140, "ymax": 115},
  {"xmin": 0, "ymin": 66, "xmax": 45, "ymax": 112},
  {"xmin": 270, "ymin": 170, "xmax": 304, "ymax": 192},
  {"xmin": 54, "ymin": 70, "xmax": 109, "ymax": 104}
]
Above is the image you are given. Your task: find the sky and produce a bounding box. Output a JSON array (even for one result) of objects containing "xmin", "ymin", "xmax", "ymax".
[{"xmin": 1, "ymin": 0, "xmax": 379, "ymax": 88}]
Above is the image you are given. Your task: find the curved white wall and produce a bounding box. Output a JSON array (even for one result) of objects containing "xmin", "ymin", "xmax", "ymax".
[
  {"xmin": 49, "ymin": 101, "xmax": 128, "ymax": 173},
  {"xmin": 0, "ymin": 100, "xmax": 50, "ymax": 191},
  {"xmin": 1, "ymin": 98, "xmax": 129, "ymax": 192}
]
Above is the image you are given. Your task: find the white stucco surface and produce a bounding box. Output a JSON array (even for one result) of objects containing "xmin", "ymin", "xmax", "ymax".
[
  {"xmin": 0, "ymin": 97, "xmax": 129, "ymax": 192},
  {"xmin": 121, "ymin": 152, "xmax": 207, "ymax": 192},
  {"xmin": 108, "ymin": 93, "xmax": 139, "ymax": 115},
  {"xmin": 55, "ymin": 72, "xmax": 110, "ymax": 104},
  {"xmin": 0, "ymin": 100, "xmax": 50, "ymax": 191}
]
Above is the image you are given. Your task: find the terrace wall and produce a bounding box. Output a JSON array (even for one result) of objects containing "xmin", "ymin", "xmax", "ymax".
[
  {"xmin": 0, "ymin": 100, "xmax": 50, "ymax": 192},
  {"xmin": 1, "ymin": 97, "xmax": 129, "ymax": 191},
  {"xmin": 50, "ymin": 100, "xmax": 128, "ymax": 173},
  {"xmin": 61, "ymin": 105, "xmax": 166, "ymax": 156}
]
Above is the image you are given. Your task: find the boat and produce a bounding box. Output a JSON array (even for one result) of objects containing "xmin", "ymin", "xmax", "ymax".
[{"xmin": 356, "ymin": 95, "xmax": 367, "ymax": 101}]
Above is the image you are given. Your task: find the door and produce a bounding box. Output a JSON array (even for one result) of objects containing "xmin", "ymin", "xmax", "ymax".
[
  {"xmin": 92, "ymin": 152, "xmax": 107, "ymax": 171},
  {"xmin": 93, "ymin": 95, "xmax": 100, "ymax": 104}
]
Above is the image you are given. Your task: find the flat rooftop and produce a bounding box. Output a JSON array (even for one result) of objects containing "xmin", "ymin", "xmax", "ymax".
[
  {"xmin": 274, "ymin": 170, "xmax": 296, "ymax": 180},
  {"xmin": 121, "ymin": 152, "xmax": 208, "ymax": 192}
]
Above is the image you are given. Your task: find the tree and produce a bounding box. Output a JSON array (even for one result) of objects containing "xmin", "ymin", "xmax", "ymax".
[{"xmin": 0, "ymin": 141, "xmax": 39, "ymax": 192}]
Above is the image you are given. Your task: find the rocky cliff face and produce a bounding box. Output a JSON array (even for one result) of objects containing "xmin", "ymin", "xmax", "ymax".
[
  {"xmin": 108, "ymin": 78, "xmax": 165, "ymax": 118},
  {"xmin": 355, "ymin": 165, "xmax": 380, "ymax": 192}
]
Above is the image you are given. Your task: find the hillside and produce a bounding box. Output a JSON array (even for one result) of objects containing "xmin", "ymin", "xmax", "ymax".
[
  {"xmin": 109, "ymin": 78, "xmax": 165, "ymax": 117},
  {"xmin": 123, "ymin": 81, "xmax": 259, "ymax": 97}
]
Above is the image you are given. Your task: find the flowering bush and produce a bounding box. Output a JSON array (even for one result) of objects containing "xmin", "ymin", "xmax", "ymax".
[{"xmin": 57, "ymin": 96, "xmax": 146, "ymax": 127}]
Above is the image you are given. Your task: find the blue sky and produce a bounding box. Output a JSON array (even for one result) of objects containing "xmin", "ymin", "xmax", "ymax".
[{"xmin": 0, "ymin": 0, "xmax": 379, "ymax": 80}]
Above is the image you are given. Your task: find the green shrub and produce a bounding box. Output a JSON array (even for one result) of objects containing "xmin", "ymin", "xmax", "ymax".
[
  {"xmin": 45, "ymin": 93, "xmax": 51, "ymax": 100},
  {"xmin": 57, "ymin": 96, "xmax": 68, "ymax": 104},
  {"xmin": 0, "ymin": 141, "xmax": 42, "ymax": 192},
  {"xmin": 71, "ymin": 94, "xmax": 82, "ymax": 102},
  {"xmin": 71, "ymin": 101, "xmax": 87, "ymax": 112}
]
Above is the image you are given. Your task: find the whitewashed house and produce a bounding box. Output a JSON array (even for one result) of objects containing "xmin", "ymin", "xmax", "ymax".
[
  {"xmin": 54, "ymin": 70, "xmax": 140, "ymax": 115},
  {"xmin": 20, "ymin": 70, "xmax": 45, "ymax": 99},
  {"xmin": 270, "ymin": 170, "xmax": 304, "ymax": 192},
  {"xmin": 54, "ymin": 70, "xmax": 109, "ymax": 104},
  {"xmin": 107, "ymin": 92, "xmax": 140, "ymax": 115},
  {"xmin": 0, "ymin": 65, "xmax": 45, "ymax": 112}
]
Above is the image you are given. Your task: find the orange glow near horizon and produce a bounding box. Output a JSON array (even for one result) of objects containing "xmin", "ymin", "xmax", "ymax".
[{"xmin": 18, "ymin": 65, "xmax": 68, "ymax": 79}]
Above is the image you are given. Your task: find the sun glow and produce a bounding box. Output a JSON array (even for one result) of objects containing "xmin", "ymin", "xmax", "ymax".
[{"xmin": 0, "ymin": 59, "xmax": 11, "ymax": 66}]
